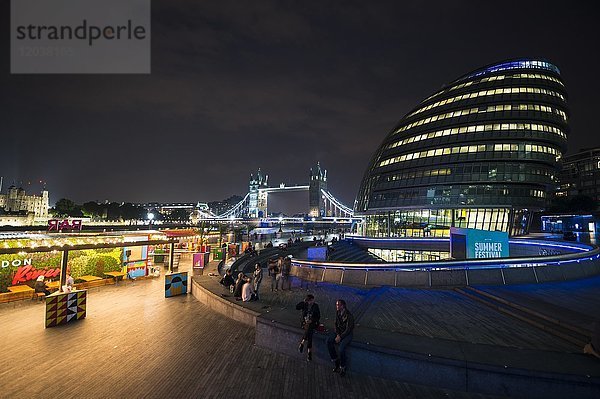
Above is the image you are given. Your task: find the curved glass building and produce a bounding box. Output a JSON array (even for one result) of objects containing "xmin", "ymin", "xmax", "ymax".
[{"xmin": 356, "ymin": 59, "xmax": 568, "ymax": 237}]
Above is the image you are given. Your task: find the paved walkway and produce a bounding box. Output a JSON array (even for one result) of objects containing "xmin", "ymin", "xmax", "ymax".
[
  {"xmin": 228, "ymin": 274, "xmax": 580, "ymax": 352},
  {"xmin": 0, "ymin": 278, "xmax": 503, "ymax": 399},
  {"xmin": 477, "ymin": 275, "xmax": 600, "ymax": 332}
]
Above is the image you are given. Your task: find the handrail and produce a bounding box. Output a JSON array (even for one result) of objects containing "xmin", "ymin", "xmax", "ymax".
[{"xmin": 292, "ymin": 238, "xmax": 600, "ymax": 272}]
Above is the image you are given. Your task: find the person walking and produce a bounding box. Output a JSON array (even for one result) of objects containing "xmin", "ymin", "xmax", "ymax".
[
  {"xmin": 327, "ymin": 299, "xmax": 355, "ymax": 376},
  {"xmin": 281, "ymin": 255, "xmax": 292, "ymax": 290},
  {"xmin": 275, "ymin": 256, "xmax": 284, "ymax": 291},
  {"xmin": 268, "ymin": 258, "xmax": 279, "ymax": 292},
  {"xmin": 296, "ymin": 294, "xmax": 320, "ymax": 361},
  {"xmin": 252, "ymin": 263, "xmax": 263, "ymax": 300}
]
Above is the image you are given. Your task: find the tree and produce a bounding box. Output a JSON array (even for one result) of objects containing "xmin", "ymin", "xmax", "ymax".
[
  {"xmin": 105, "ymin": 202, "xmax": 121, "ymax": 221},
  {"xmin": 82, "ymin": 201, "xmax": 103, "ymax": 219},
  {"xmin": 52, "ymin": 198, "xmax": 82, "ymax": 217},
  {"xmin": 120, "ymin": 203, "xmax": 145, "ymax": 221}
]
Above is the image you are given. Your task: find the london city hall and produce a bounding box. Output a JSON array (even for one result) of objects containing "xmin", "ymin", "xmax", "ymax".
[{"xmin": 355, "ymin": 59, "xmax": 568, "ymax": 239}]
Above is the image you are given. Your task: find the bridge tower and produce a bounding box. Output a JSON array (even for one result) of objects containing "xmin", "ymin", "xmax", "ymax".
[
  {"xmin": 248, "ymin": 169, "xmax": 269, "ymax": 218},
  {"xmin": 309, "ymin": 162, "xmax": 327, "ymax": 217}
]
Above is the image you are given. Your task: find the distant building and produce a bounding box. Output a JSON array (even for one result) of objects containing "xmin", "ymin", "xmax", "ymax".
[
  {"xmin": 309, "ymin": 162, "xmax": 327, "ymax": 217},
  {"xmin": 0, "ymin": 185, "xmax": 49, "ymax": 218},
  {"xmin": 556, "ymin": 147, "xmax": 600, "ymax": 202},
  {"xmin": 208, "ymin": 195, "xmax": 244, "ymax": 216},
  {"xmin": 0, "ymin": 184, "xmax": 49, "ymax": 226},
  {"xmin": 142, "ymin": 202, "xmax": 197, "ymax": 216},
  {"xmin": 355, "ymin": 58, "xmax": 568, "ymax": 237},
  {"xmin": 248, "ymin": 169, "xmax": 268, "ymax": 218}
]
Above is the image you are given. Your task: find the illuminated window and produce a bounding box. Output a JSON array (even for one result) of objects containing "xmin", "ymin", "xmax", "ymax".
[
  {"xmin": 378, "ymin": 143, "xmax": 561, "ymax": 167},
  {"xmin": 404, "ymin": 87, "xmax": 565, "ymax": 120},
  {"xmin": 385, "ymin": 122, "xmax": 566, "ymax": 150}
]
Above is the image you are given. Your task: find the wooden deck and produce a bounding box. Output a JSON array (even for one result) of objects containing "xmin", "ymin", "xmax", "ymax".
[{"xmin": 0, "ymin": 278, "xmax": 503, "ymax": 399}]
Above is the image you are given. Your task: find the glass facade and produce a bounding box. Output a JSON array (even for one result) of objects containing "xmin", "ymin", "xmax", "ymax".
[
  {"xmin": 368, "ymin": 248, "xmax": 451, "ymax": 262},
  {"xmin": 556, "ymin": 147, "xmax": 600, "ymax": 203},
  {"xmin": 356, "ymin": 58, "xmax": 568, "ymax": 237}
]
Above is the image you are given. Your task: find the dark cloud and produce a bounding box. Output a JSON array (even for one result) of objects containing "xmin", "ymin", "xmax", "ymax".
[{"xmin": 1, "ymin": 0, "xmax": 598, "ymax": 212}]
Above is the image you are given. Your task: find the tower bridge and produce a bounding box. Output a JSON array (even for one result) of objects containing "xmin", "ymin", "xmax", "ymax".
[{"xmin": 203, "ymin": 162, "xmax": 355, "ymax": 220}]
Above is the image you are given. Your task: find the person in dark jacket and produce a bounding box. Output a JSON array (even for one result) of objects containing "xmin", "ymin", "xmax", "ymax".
[
  {"xmin": 327, "ymin": 299, "xmax": 354, "ymax": 376},
  {"xmin": 252, "ymin": 263, "xmax": 263, "ymax": 300},
  {"xmin": 233, "ymin": 273, "xmax": 246, "ymax": 299},
  {"xmin": 296, "ymin": 294, "xmax": 320, "ymax": 361},
  {"xmin": 219, "ymin": 269, "xmax": 235, "ymax": 289},
  {"xmin": 34, "ymin": 275, "xmax": 51, "ymax": 296},
  {"xmin": 268, "ymin": 258, "xmax": 279, "ymax": 292}
]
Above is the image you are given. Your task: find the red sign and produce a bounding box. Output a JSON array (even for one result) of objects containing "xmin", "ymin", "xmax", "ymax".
[
  {"xmin": 11, "ymin": 265, "xmax": 61, "ymax": 286},
  {"xmin": 48, "ymin": 219, "xmax": 83, "ymax": 232}
]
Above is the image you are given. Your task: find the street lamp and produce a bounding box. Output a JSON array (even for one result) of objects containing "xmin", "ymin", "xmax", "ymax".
[{"xmin": 147, "ymin": 212, "xmax": 154, "ymax": 230}]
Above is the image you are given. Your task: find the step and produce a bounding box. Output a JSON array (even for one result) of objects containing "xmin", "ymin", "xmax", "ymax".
[{"xmin": 455, "ymin": 287, "xmax": 587, "ymax": 349}]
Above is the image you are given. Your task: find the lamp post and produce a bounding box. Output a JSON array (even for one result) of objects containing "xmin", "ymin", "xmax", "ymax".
[{"xmin": 147, "ymin": 212, "xmax": 154, "ymax": 230}]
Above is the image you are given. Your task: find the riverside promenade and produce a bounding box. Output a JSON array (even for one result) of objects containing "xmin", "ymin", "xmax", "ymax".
[
  {"xmin": 0, "ymin": 276, "xmax": 503, "ymax": 399},
  {"xmin": 192, "ymin": 260, "xmax": 600, "ymax": 399}
]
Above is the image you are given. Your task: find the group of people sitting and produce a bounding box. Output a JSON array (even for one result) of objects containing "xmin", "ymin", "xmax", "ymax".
[
  {"xmin": 220, "ymin": 262, "xmax": 263, "ymax": 302},
  {"xmin": 34, "ymin": 273, "xmax": 76, "ymax": 297}
]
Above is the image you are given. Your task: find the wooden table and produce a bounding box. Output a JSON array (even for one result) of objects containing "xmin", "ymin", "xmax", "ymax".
[
  {"xmin": 7, "ymin": 285, "xmax": 34, "ymax": 293},
  {"xmin": 46, "ymin": 281, "xmax": 60, "ymax": 291},
  {"xmin": 104, "ymin": 271, "xmax": 127, "ymax": 284},
  {"xmin": 78, "ymin": 275, "xmax": 102, "ymax": 282}
]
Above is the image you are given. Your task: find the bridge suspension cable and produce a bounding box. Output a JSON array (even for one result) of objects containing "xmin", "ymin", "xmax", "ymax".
[
  {"xmin": 216, "ymin": 193, "xmax": 250, "ymax": 219},
  {"xmin": 321, "ymin": 189, "xmax": 354, "ymax": 217}
]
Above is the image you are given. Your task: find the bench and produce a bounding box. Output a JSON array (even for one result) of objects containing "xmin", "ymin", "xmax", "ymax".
[
  {"xmin": 76, "ymin": 278, "xmax": 112, "ymax": 290},
  {"xmin": 0, "ymin": 291, "xmax": 32, "ymax": 304},
  {"xmin": 32, "ymin": 292, "xmax": 46, "ymax": 302}
]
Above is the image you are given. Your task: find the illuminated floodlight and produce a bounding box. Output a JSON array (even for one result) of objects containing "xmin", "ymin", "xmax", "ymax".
[
  {"xmin": 147, "ymin": 212, "xmax": 155, "ymax": 221},
  {"xmin": 279, "ymin": 216, "xmax": 284, "ymax": 222}
]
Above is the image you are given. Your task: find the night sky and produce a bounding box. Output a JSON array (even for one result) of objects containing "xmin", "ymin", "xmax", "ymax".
[{"xmin": 2, "ymin": 1, "xmax": 599, "ymax": 213}]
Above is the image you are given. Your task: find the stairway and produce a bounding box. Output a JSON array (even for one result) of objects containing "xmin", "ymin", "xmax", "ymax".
[
  {"xmin": 454, "ymin": 286, "xmax": 590, "ymax": 349},
  {"xmin": 327, "ymin": 240, "xmax": 385, "ymax": 263}
]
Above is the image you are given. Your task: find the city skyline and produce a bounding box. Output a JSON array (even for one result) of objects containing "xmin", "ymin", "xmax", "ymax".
[{"xmin": 2, "ymin": 1, "xmax": 599, "ymax": 207}]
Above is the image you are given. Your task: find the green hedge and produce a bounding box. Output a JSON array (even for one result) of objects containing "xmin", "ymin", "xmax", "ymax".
[{"xmin": 0, "ymin": 248, "xmax": 123, "ymax": 292}]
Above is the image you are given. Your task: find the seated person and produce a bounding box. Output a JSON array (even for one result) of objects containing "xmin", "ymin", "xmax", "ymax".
[
  {"xmin": 63, "ymin": 273, "xmax": 75, "ymax": 292},
  {"xmin": 241, "ymin": 278, "xmax": 256, "ymax": 302},
  {"xmin": 34, "ymin": 276, "xmax": 51, "ymax": 296},
  {"xmin": 220, "ymin": 269, "xmax": 235, "ymax": 288},
  {"xmin": 233, "ymin": 273, "xmax": 246, "ymax": 299}
]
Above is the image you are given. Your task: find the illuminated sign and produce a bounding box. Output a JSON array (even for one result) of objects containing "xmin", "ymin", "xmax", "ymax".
[
  {"xmin": 307, "ymin": 246, "xmax": 327, "ymax": 261},
  {"xmin": 2, "ymin": 258, "xmax": 32, "ymax": 268},
  {"xmin": 48, "ymin": 219, "xmax": 83, "ymax": 231},
  {"xmin": 450, "ymin": 227, "xmax": 509, "ymax": 260},
  {"xmin": 473, "ymin": 241, "xmax": 504, "ymax": 258},
  {"xmin": 11, "ymin": 265, "xmax": 61, "ymax": 285}
]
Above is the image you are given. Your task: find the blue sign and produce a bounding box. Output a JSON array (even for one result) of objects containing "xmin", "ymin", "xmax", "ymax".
[
  {"xmin": 307, "ymin": 246, "xmax": 327, "ymax": 261},
  {"xmin": 450, "ymin": 227, "xmax": 509, "ymax": 260}
]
